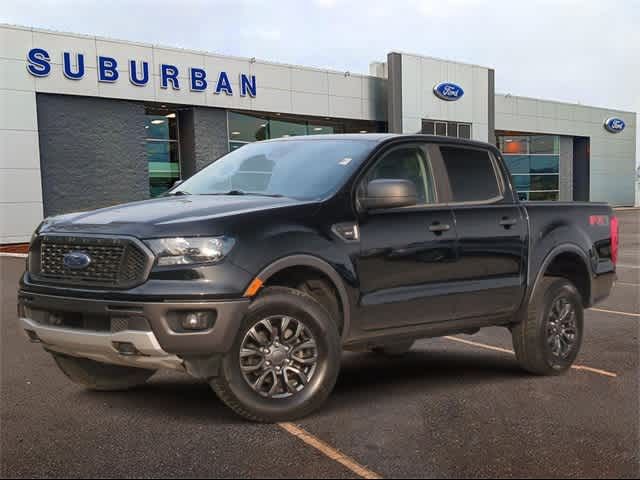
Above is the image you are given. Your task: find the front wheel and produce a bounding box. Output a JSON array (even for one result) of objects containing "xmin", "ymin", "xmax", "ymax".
[
  {"xmin": 211, "ymin": 287, "xmax": 341, "ymax": 422},
  {"xmin": 511, "ymin": 277, "xmax": 584, "ymax": 375}
]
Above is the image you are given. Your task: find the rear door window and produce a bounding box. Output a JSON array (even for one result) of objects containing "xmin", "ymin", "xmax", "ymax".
[{"xmin": 439, "ymin": 146, "xmax": 502, "ymax": 203}]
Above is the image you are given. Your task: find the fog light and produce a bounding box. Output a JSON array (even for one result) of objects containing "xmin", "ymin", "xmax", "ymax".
[
  {"xmin": 181, "ymin": 312, "xmax": 213, "ymax": 331},
  {"xmin": 113, "ymin": 342, "xmax": 140, "ymax": 356}
]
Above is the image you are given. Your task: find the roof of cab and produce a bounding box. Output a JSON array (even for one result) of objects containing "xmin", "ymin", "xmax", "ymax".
[{"xmin": 264, "ymin": 133, "xmax": 496, "ymax": 150}]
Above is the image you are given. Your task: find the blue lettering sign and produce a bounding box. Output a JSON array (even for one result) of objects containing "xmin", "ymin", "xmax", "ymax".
[
  {"xmin": 26, "ymin": 48, "xmax": 51, "ymax": 77},
  {"xmin": 160, "ymin": 64, "xmax": 180, "ymax": 90},
  {"xmin": 190, "ymin": 68, "xmax": 207, "ymax": 91},
  {"xmin": 25, "ymin": 47, "xmax": 258, "ymax": 98},
  {"xmin": 98, "ymin": 56, "xmax": 119, "ymax": 83},
  {"xmin": 62, "ymin": 52, "xmax": 85, "ymax": 80},
  {"xmin": 240, "ymin": 74, "xmax": 257, "ymax": 97},
  {"xmin": 129, "ymin": 60, "xmax": 149, "ymax": 86},
  {"xmin": 215, "ymin": 71, "xmax": 233, "ymax": 95}
]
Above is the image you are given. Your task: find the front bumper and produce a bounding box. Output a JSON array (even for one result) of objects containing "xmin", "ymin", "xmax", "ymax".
[{"xmin": 18, "ymin": 291, "xmax": 250, "ymax": 369}]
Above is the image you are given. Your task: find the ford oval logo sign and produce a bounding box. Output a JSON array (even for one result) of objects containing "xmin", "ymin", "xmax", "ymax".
[
  {"xmin": 434, "ymin": 82, "xmax": 464, "ymax": 101},
  {"xmin": 604, "ymin": 117, "xmax": 625, "ymax": 133},
  {"xmin": 63, "ymin": 251, "xmax": 92, "ymax": 270}
]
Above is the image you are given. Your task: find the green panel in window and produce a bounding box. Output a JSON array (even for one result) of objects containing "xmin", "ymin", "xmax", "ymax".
[
  {"xmin": 529, "ymin": 191, "xmax": 559, "ymax": 201},
  {"xmin": 270, "ymin": 119, "xmax": 307, "ymax": 138},
  {"xmin": 529, "ymin": 175, "xmax": 559, "ymax": 191},
  {"xmin": 228, "ymin": 112, "xmax": 269, "ymax": 142},
  {"xmin": 512, "ymin": 174, "xmax": 531, "ymax": 191},
  {"xmin": 308, "ymin": 124, "xmax": 335, "ymax": 135},
  {"xmin": 504, "ymin": 155, "xmax": 530, "ymax": 174},
  {"xmin": 530, "ymin": 155, "xmax": 559, "ymax": 174}
]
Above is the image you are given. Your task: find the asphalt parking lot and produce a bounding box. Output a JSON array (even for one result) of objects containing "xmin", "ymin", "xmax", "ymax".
[{"xmin": 1, "ymin": 209, "xmax": 638, "ymax": 478}]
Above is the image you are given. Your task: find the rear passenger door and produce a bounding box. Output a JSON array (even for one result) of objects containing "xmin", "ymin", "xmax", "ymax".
[{"xmin": 437, "ymin": 145, "xmax": 527, "ymax": 321}]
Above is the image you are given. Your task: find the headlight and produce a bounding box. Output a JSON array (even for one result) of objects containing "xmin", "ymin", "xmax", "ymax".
[{"xmin": 145, "ymin": 237, "xmax": 235, "ymax": 266}]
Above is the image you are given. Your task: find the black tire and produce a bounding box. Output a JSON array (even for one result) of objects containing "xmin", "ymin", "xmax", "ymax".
[
  {"xmin": 51, "ymin": 352, "xmax": 156, "ymax": 391},
  {"xmin": 372, "ymin": 341, "xmax": 415, "ymax": 357},
  {"xmin": 211, "ymin": 286, "xmax": 341, "ymax": 423},
  {"xmin": 511, "ymin": 277, "xmax": 584, "ymax": 375}
]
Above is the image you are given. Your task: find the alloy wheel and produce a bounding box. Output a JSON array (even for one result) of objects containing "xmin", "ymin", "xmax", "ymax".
[
  {"xmin": 239, "ymin": 315, "xmax": 318, "ymax": 399},
  {"xmin": 546, "ymin": 296, "xmax": 578, "ymax": 359}
]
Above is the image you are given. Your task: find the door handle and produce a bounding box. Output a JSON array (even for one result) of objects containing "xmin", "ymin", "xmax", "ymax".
[
  {"xmin": 429, "ymin": 222, "xmax": 451, "ymax": 234},
  {"xmin": 500, "ymin": 217, "xmax": 517, "ymax": 228}
]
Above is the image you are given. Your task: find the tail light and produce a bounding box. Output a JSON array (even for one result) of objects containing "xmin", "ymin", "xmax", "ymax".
[{"xmin": 610, "ymin": 215, "xmax": 619, "ymax": 265}]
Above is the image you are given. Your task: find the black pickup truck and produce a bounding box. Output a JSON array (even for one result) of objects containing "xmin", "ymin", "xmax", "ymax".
[{"xmin": 19, "ymin": 134, "xmax": 618, "ymax": 422}]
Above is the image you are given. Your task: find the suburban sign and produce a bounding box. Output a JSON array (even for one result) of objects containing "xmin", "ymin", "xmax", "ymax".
[
  {"xmin": 603, "ymin": 117, "xmax": 626, "ymax": 134},
  {"xmin": 26, "ymin": 48, "xmax": 257, "ymax": 97},
  {"xmin": 433, "ymin": 82, "xmax": 464, "ymax": 101}
]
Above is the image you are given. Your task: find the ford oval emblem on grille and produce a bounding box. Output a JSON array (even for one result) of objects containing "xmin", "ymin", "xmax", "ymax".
[{"xmin": 63, "ymin": 251, "xmax": 92, "ymax": 270}]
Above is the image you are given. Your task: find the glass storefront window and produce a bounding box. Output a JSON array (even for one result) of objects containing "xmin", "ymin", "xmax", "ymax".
[
  {"xmin": 498, "ymin": 134, "xmax": 560, "ymax": 201},
  {"xmin": 227, "ymin": 111, "xmax": 383, "ymax": 151},
  {"xmin": 422, "ymin": 119, "xmax": 472, "ymax": 139},
  {"xmin": 270, "ymin": 119, "xmax": 308, "ymax": 138},
  {"xmin": 146, "ymin": 108, "xmax": 180, "ymax": 197}
]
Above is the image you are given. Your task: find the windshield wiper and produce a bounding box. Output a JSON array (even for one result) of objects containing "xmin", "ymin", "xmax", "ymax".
[
  {"xmin": 207, "ymin": 190, "xmax": 284, "ymax": 198},
  {"xmin": 166, "ymin": 190, "xmax": 191, "ymax": 196}
]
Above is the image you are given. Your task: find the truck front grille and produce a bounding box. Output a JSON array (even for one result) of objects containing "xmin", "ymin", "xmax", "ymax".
[{"xmin": 32, "ymin": 235, "xmax": 152, "ymax": 289}]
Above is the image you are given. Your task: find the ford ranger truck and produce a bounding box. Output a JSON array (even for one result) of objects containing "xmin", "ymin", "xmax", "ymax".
[{"xmin": 19, "ymin": 134, "xmax": 618, "ymax": 422}]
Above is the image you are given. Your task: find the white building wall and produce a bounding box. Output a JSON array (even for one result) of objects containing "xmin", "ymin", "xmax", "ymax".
[
  {"xmin": 399, "ymin": 53, "xmax": 490, "ymax": 141},
  {"xmin": 496, "ymin": 95, "xmax": 637, "ymax": 206},
  {"xmin": 0, "ymin": 25, "xmax": 43, "ymax": 243}
]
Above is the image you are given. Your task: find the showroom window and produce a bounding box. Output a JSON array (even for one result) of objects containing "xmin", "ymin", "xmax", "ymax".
[
  {"xmin": 145, "ymin": 108, "xmax": 180, "ymax": 197},
  {"xmin": 422, "ymin": 119, "xmax": 472, "ymax": 139},
  {"xmin": 228, "ymin": 111, "xmax": 384, "ymax": 151},
  {"xmin": 498, "ymin": 135, "xmax": 560, "ymax": 201}
]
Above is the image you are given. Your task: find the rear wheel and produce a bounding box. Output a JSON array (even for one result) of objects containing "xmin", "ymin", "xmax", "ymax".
[
  {"xmin": 211, "ymin": 287, "xmax": 341, "ymax": 423},
  {"xmin": 511, "ymin": 277, "xmax": 583, "ymax": 375},
  {"xmin": 51, "ymin": 352, "xmax": 156, "ymax": 391}
]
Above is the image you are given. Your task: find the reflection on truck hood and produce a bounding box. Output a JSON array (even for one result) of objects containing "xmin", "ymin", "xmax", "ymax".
[{"xmin": 39, "ymin": 194, "xmax": 316, "ymax": 238}]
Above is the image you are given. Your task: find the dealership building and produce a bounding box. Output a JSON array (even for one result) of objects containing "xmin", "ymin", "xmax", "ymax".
[{"xmin": 0, "ymin": 24, "xmax": 637, "ymax": 244}]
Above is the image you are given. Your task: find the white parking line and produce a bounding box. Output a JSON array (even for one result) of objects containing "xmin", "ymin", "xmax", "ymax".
[
  {"xmin": 279, "ymin": 423, "xmax": 382, "ymax": 479},
  {"xmin": 443, "ymin": 336, "xmax": 618, "ymax": 378},
  {"xmin": 589, "ymin": 308, "xmax": 640, "ymax": 318}
]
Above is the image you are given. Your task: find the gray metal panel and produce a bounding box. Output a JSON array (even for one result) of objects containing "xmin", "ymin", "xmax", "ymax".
[
  {"xmin": 387, "ymin": 53, "xmax": 403, "ymax": 133},
  {"xmin": 36, "ymin": 94, "xmax": 148, "ymax": 217},
  {"xmin": 488, "ymin": 69, "xmax": 496, "ymax": 145},
  {"xmin": 559, "ymin": 136, "xmax": 574, "ymax": 201},
  {"xmin": 192, "ymin": 107, "xmax": 229, "ymax": 172}
]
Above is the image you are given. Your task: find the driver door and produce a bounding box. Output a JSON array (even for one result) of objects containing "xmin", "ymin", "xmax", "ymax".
[{"xmin": 356, "ymin": 143, "xmax": 458, "ymax": 330}]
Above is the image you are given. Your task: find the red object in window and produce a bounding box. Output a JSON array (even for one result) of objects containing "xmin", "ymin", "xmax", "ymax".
[{"xmin": 610, "ymin": 216, "xmax": 619, "ymax": 264}]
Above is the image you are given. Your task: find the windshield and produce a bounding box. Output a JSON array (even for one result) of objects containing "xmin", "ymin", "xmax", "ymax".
[{"xmin": 172, "ymin": 139, "xmax": 376, "ymax": 200}]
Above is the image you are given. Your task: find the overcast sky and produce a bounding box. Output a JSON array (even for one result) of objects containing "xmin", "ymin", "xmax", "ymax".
[{"xmin": 3, "ymin": 0, "xmax": 639, "ymax": 165}]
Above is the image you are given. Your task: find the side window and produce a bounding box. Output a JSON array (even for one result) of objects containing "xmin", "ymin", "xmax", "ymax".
[
  {"xmin": 362, "ymin": 146, "xmax": 436, "ymax": 205},
  {"xmin": 440, "ymin": 146, "xmax": 501, "ymax": 203}
]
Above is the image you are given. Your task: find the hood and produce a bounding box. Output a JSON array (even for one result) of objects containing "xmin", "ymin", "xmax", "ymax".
[{"xmin": 40, "ymin": 194, "xmax": 318, "ymax": 238}]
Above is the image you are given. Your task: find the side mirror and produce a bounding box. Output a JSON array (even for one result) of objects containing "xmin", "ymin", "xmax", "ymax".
[{"xmin": 361, "ymin": 179, "xmax": 417, "ymax": 210}]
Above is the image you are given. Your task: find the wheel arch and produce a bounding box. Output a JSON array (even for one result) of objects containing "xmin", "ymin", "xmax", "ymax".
[
  {"xmin": 251, "ymin": 255, "xmax": 352, "ymax": 342},
  {"xmin": 529, "ymin": 244, "xmax": 593, "ymax": 308}
]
